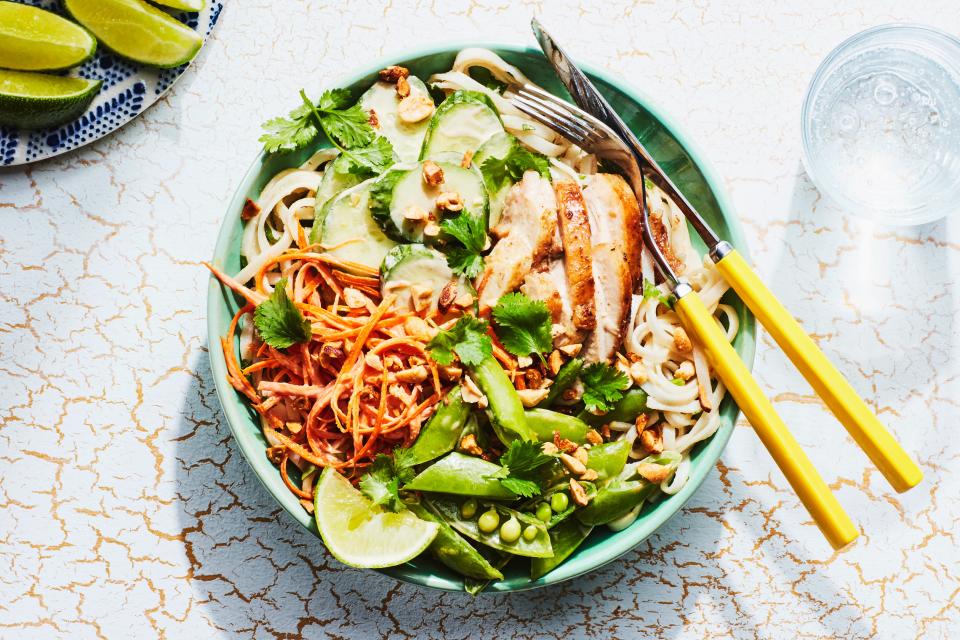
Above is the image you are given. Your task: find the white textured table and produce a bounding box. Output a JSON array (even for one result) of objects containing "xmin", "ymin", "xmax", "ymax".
[{"xmin": 2, "ymin": 2, "xmax": 959, "ymax": 638}]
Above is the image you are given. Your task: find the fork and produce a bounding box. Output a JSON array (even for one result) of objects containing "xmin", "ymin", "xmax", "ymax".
[{"xmin": 507, "ymin": 82, "xmax": 861, "ymax": 550}]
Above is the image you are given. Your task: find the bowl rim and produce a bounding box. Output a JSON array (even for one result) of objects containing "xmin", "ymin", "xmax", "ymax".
[{"xmin": 206, "ymin": 40, "xmax": 755, "ymax": 593}]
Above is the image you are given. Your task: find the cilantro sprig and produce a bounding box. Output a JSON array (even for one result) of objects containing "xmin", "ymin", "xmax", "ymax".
[
  {"xmin": 259, "ymin": 89, "xmax": 394, "ymax": 176},
  {"xmin": 491, "ymin": 292, "xmax": 553, "ymax": 363},
  {"xmin": 480, "ymin": 140, "xmax": 550, "ymax": 192},
  {"xmin": 426, "ymin": 316, "xmax": 492, "ymax": 367},
  {"xmin": 253, "ymin": 278, "xmax": 312, "ymax": 349},
  {"xmin": 580, "ymin": 362, "xmax": 630, "ymax": 413},
  {"xmin": 642, "ymin": 279, "xmax": 676, "ymax": 309},
  {"xmin": 358, "ymin": 447, "xmax": 417, "ymax": 512},
  {"xmin": 489, "ymin": 440, "xmax": 555, "ymax": 497},
  {"xmin": 440, "ymin": 210, "xmax": 487, "ymax": 278}
]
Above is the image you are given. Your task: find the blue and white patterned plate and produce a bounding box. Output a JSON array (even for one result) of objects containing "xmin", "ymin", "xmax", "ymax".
[{"xmin": 0, "ymin": 0, "xmax": 223, "ymax": 166}]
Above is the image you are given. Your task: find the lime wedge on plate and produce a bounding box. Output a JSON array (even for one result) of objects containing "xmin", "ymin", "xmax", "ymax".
[
  {"xmin": 151, "ymin": 0, "xmax": 206, "ymax": 11},
  {"xmin": 0, "ymin": 1, "xmax": 97, "ymax": 72},
  {"xmin": 64, "ymin": 0, "xmax": 203, "ymax": 69},
  {"xmin": 314, "ymin": 467, "xmax": 439, "ymax": 568},
  {"xmin": 0, "ymin": 69, "xmax": 102, "ymax": 129}
]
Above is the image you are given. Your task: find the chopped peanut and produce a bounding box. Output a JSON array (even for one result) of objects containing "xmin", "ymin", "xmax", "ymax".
[
  {"xmin": 639, "ymin": 424, "xmax": 664, "ymax": 454},
  {"xmin": 454, "ymin": 291, "xmax": 474, "ymax": 307},
  {"xmin": 364, "ymin": 352, "xmax": 383, "ymax": 371},
  {"xmin": 573, "ymin": 447, "xmax": 589, "ymax": 465},
  {"xmin": 638, "ymin": 462, "xmax": 672, "ymax": 484},
  {"xmin": 368, "ymin": 108, "xmax": 379, "ymax": 128},
  {"xmin": 383, "ymin": 354, "xmax": 403, "ymax": 371},
  {"xmin": 422, "ymin": 160, "xmax": 444, "ymax": 187},
  {"xmin": 516, "ymin": 388, "xmax": 549, "ymax": 407},
  {"xmin": 553, "ymin": 431, "xmax": 578, "ymax": 454},
  {"xmin": 569, "ymin": 478, "xmax": 589, "ymax": 506},
  {"xmin": 516, "ymin": 355, "xmax": 533, "ymax": 369},
  {"xmin": 559, "ymin": 452, "xmax": 587, "ymax": 475},
  {"xmin": 343, "ymin": 287, "xmax": 370, "ymax": 309},
  {"xmin": 410, "ymin": 285, "xmax": 434, "ymax": 312},
  {"xmin": 404, "ymin": 316, "xmax": 431, "ymax": 338},
  {"xmin": 559, "ymin": 343, "xmax": 582, "ymax": 357},
  {"xmin": 548, "ymin": 350, "xmax": 563, "ymax": 375},
  {"xmin": 398, "ymin": 95, "xmax": 434, "ymax": 123},
  {"xmin": 524, "ymin": 368, "xmax": 543, "ymax": 389},
  {"xmin": 629, "ymin": 361, "xmax": 648, "ymax": 385},
  {"xmin": 402, "ymin": 204, "xmax": 428, "ymax": 221},
  {"xmin": 461, "ymin": 374, "xmax": 488, "ymax": 408},
  {"xmin": 459, "ymin": 433, "xmax": 483, "ymax": 456},
  {"xmin": 437, "ymin": 281, "xmax": 457, "ymax": 314},
  {"xmin": 378, "ymin": 65, "xmax": 409, "ymax": 83},
  {"xmin": 585, "ymin": 429, "xmax": 603, "ymax": 445},
  {"xmin": 285, "ymin": 421, "xmax": 303, "ymax": 434},
  {"xmin": 396, "ymin": 365, "xmax": 429, "ymax": 383},
  {"xmin": 439, "ymin": 364, "xmax": 463, "ymax": 381},
  {"xmin": 435, "ymin": 191, "xmax": 463, "ymax": 212},
  {"xmin": 396, "ymin": 75, "xmax": 410, "ymax": 98},
  {"xmin": 676, "ymin": 360, "xmax": 695, "ymax": 381},
  {"xmin": 423, "ymin": 221, "xmax": 441, "ymax": 237},
  {"xmin": 579, "ymin": 469, "xmax": 599, "ymax": 482},
  {"xmin": 673, "ymin": 326, "xmax": 693, "ymax": 353},
  {"xmin": 241, "ymin": 197, "xmax": 260, "ymax": 220},
  {"xmin": 541, "ymin": 442, "xmax": 559, "ymax": 455}
]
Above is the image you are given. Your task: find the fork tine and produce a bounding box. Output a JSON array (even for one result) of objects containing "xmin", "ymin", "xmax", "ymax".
[
  {"xmin": 510, "ymin": 94, "xmax": 593, "ymax": 147},
  {"xmin": 516, "ymin": 92, "xmax": 597, "ymax": 142}
]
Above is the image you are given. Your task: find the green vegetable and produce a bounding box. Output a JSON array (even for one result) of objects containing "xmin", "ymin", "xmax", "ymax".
[
  {"xmin": 428, "ymin": 497, "xmax": 553, "ymax": 558},
  {"xmin": 525, "ymin": 408, "xmax": 589, "ymax": 444},
  {"xmin": 470, "ymin": 356, "xmax": 537, "ymax": 444},
  {"xmin": 575, "ymin": 480, "xmax": 657, "ymax": 526},
  {"xmin": 535, "ymin": 503, "xmax": 552, "ymax": 522},
  {"xmin": 460, "ymin": 498, "xmax": 478, "ymax": 520},
  {"xmin": 405, "ymin": 386, "xmax": 470, "ymax": 465},
  {"xmin": 522, "ymin": 524, "xmax": 539, "ymax": 542},
  {"xmin": 427, "ymin": 316, "xmax": 492, "ymax": 367},
  {"xmin": 407, "ymin": 501, "xmax": 503, "ymax": 580},
  {"xmin": 491, "ymin": 292, "xmax": 553, "ymax": 362},
  {"xmin": 530, "ymin": 519, "xmax": 593, "ymax": 580},
  {"xmin": 642, "ymin": 278, "xmax": 677, "ymax": 308},
  {"xmin": 538, "ymin": 357, "xmax": 583, "ymax": 408},
  {"xmin": 578, "ymin": 388, "xmax": 649, "ymax": 426},
  {"xmin": 490, "ymin": 439, "xmax": 555, "ymax": 498},
  {"xmin": 478, "ymin": 509, "xmax": 500, "ymax": 533},
  {"xmin": 479, "ymin": 140, "xmax": 550, "ymax": 191},
  {"xmin": 403, "ymin": 452, "xmax": 516, "ymax": 499},
  {"xmin": 586, "ymin": 440, "xmax": 632, "ymax": 481},
  {"xmin": 357, "ymin": 447, "xmax": 417, "ymax": 512},
  {"xmin": 440, "ymin": 209, "xmax": 487, "ymax": 278},
  {"xmin": 580, "ymin": 362, "xmax": 631, "ymax": 413},
  {"xmin": 499, "ymin": 516, "xmax": 521, "ymax": 543},
  {"xmin": 550, "ymin": 492, "xmax": 569, "ymax": 513},
  {"xmin": 253, "ymin": 278, "xmax": 311, "ymax": 349}
]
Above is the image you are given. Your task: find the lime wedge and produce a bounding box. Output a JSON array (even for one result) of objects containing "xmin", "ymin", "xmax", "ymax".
[
  {"xmin": 64, "ymin": 0, "xmax": 202, "ymax": 69},
  {"xmin": 0, "ymin": 69, "xmax": 101, "ymax": 129},
  {"xmin": 0, "ymin": 1, "xmax": 97, "ymax": 72},
  {"xmin": 151, "ymin": 0, "xmax": 206, "ymax": 11},
  {"xmin": 314, "ymin": 467, "xmax": 439, "ymax": 568}
]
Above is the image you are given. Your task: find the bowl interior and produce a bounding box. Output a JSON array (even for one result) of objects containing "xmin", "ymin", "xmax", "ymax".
[{"xmin": 207, "ymin": 44, "xmax": 755, "ymax": 593}]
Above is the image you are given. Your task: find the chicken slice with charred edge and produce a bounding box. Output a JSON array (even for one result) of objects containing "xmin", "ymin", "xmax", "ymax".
[
  {"xmin": 553, "ymin": 181, "xmax": 597, "ymax": 332},
  {"xmin": 477, "ymin": 170, "xmax": 558, "ymax": 314},
  {"xmin": 581, "ymin": 174, "xmax": 643, "ymax": 285}
]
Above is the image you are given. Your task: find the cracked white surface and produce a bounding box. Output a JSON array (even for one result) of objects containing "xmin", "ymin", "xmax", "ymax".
[{"xmin": 1, "ymin": 1, "xmax": 959, "ymax": 638}]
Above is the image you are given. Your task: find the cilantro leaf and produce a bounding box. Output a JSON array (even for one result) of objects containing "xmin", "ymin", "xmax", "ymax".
[
  {"xmin": 336, "ymin": 136, "xmax": 395, "ymax": 176},
  {"xmin": 642, "ymin": 279, "xmax": 676, "ymax": 308},
  {"xmin": 440, "ymin": 210, "xmax": 487, "ymax": 278},
  {"xmin": 357, "ymin": 447, "xmax": 417, "ymax": 512},
  {"xmin": 319, "ymin": 104, "xmax": 375, "ymax": 148},
  {"xmin": 480, "ymin": 140, "xmax": 550, "ymax": 192},
  {"xmin": 253, "ymin": 278, "xmax": 312, "ymax": 349},
  {"xmin": 580, "ymin": 362, "xmax": 630, "ymax": 413},
  {"xmin": 318, "ymin": 88, "xmax": 352, "ymax": 111},
  {"xmin": 492, "ymin": 292, "xmax": 553, "ymax": 361},
  {"xmin": 426, "ymin": 316, "xmax": 492, "ymax": 367},
  {"xmin": 258, "ymin": 103, "xmax": 317, "ymax": 154},
  {"xmin": 492, "ymin": 440, "xmax": 555, "ymax": 497}
]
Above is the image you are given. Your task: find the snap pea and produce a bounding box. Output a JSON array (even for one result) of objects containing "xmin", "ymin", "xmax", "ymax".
[
  {"xmin": 469, "ymin": 356, "xmax": 537, "ymax": 444},
  {"xmin": 537, "ymin": 357, "xmax": 583, "ymax": 408},
  {"xmin": 464, "ymin": 553, "xmax": 511, "ymax": 596},
  {"xmin": 478, "ymin": 508, "xmax": 500, "ymax": 533},
  {"xmin": 406, "ymin": 386, "xmax": 470, "ymax": 465},
  {"xmin": 550, "ymin": 491, "xmax": 569, "ymax": 513},
  {"xmin": 499, "ymin": 516, "xmax": 521, "ymax": 543},
  {"xmin": 577, "ymin": 388, "xmax": 648, "ymax": 426},
  {"xmin": 427, "ymin": 497, "xmax": 554, "ymax": 558},
  {"xmin": 575, "ymin": 479, "xmax": 657, "ymax": 526},
  {"xmin": 585, "ymin": 440, "xmax": 632, "ymax": 480},
  {"xmin": 525, "ymin": 408, "xmax": 588, "ymax": 444},
  {"xmin": 530, "ymin": 519, "xmax": 594, "ymax": 580},
  {"xmin": 404, "ymin": 452, "xmax": 516, "ymax": 499},
  {"xmin": 407, "ymin": 501, "xmax": 504, "ymax": 581}
]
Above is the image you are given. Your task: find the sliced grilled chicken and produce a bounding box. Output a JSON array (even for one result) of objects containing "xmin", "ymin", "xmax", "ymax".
[
  {"xmin": 582, "ymin": 243, "xmax": 632, "ymax": 363},
  {"xmin": 579, "ymin": 174, "xmax": 643, "ymax": 363},
  {"xmin": 582, "ymin": 174, "xmax": 643, "ymax": 285},
  {"xmin": 553, "ymin": 181, "xmax": 596, "ymax": 331},
  {"xmin": 520, "ymin": 259, "xmax": 584, "ymax": 348},
  {"xmin": 646, "ymin": 185, "xmax": 696, "ymax": 274},
  {"xmin": 477, "ymin": 171, "xmax": 558, "ymax": 314}
]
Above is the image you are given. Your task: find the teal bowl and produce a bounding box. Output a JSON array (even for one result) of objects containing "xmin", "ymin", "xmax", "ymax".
[{"xmin": 207, "ymin": 43, "xmax": 756, "ymax": 593}]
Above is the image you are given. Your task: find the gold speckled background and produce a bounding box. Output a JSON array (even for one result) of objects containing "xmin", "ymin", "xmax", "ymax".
[{"xmin": 1, "ymin": 1, "xmax": 958, "ymax": 637}]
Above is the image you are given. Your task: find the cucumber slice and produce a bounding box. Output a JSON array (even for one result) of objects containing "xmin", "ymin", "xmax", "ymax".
[
  {"xmin": 420, "ymin": 90, "xmax": 504, "ymax": 161},
  {"xmin": 312, "ymin": 180, "xmax": 397, "ymax": 272},
  {"xmin": 370, "ymin": 161, "xmax": 487, "ymax": 242},
  {"xmin": 313, "ymin": 159, "xmax": 362, "ymax": 217},
  {"xmin": 473, "ymin": 132, "xmax": 517, "ymax": 228},
  {"xmin": 381, "ymin": 244, "xmax": 476, "ymax": 314},
  {"xmin": 360, "ymin": 77, "xmax": 432, "ymax": 163}
]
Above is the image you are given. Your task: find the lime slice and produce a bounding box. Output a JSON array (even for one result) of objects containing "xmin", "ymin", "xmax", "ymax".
[
  {"xmin": 64, "ymin": 0, "xmax": 202, "ymax": 69},
  {"xmin": 314, "ymin": 467, "xmax": 439, "ymax": 568},
  {"xmin": 0, "ymin": 69, "xmax": 101, "ymax": 129},
  {"xmin": 0, "ymin": 2, "xmax": 97, "ymax": 72},
  {"xmin": 151, "ymin": 0, "xmax": 206, "ymax": 11}
]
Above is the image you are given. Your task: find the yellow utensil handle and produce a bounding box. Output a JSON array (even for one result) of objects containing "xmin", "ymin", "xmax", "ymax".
[
  {"xmin": 675, "ymin": 289, "xmax": 859, "ymax": 550},
  {"xmin": 714, "ymin": 249, "xmax": 922, "ymax": 493}
]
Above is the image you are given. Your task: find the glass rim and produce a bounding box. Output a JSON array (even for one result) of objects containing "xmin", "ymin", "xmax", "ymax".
[{"xmin": 801, "ymin": 23, "xmax": 960, "ymax": 225}]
